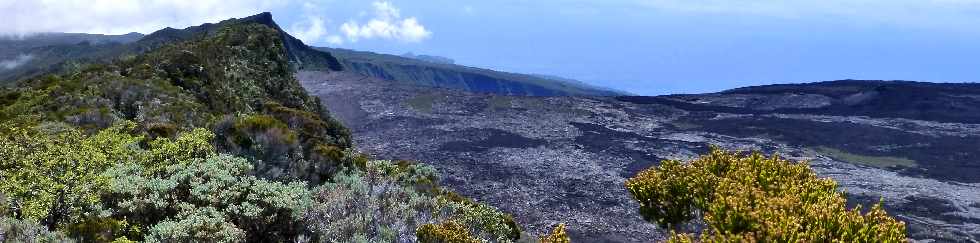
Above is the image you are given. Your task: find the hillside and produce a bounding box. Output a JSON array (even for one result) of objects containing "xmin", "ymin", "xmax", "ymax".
[
  {"xmin": 0, "ymin": 14, "xmax": 523, "ymax": 242},
  {"xmin": 0, "ymin": 12, "xmax": 342, "ymax": 84},
  {"xmin": 316, "ymin": 47, "xmax": 624, "ymax": 96}
]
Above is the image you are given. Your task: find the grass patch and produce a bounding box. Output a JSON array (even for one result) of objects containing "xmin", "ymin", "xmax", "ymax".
[
  {"xmin": 406, "ymin": 94, "xmax": 439, "ymax": 113},
  {"xmin": 815, "ymin": 146, "xmax": 917, "ymax": 168}
]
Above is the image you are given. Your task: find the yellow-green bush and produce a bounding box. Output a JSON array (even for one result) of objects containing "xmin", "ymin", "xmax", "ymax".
[
  {"xmin": 437, "ymin": 189, "xmax": 521, "ymax": 242},
  {"xmin": 416, "ymin": 221, "xmax": 481, "ymax": 243},
  {"xmin": 145, "ymin": 128, "xmax": 216, "ymax": 171},
  {"xmin": 0, "ymin": 121, "xmax": 141, "ymax": 226},
  {"xmin": 625, "ymin": 147, "xmax": 907, "ymax": 242},
  {"xmin": 539, "ymin": 223, "xmax": 570, "ymax": 243}
]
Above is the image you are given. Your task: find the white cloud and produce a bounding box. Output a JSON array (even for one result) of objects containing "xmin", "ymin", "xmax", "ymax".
[
  {"xmin": 339, "ymin": 1, "xmax": 432, "ymax": 43},
  {"xmin": 373, "ymin": 1, "xmax": 401, "ymax": 20},
  {"xmin": 326, "ymin": 35, "xmax": 345, "ymax": 45},
  {"xmin": 290, "ymin": 15, "xmax": 328, "ymax": 44},
  {"xmin": 0, "ymin": 54, "xmax": 34, "ymax": 70},
  {"xmin": 287, "ymin": 0, "xmax": 348, "ymax": 45},
  {"xmin": 0, "ymin": 0, "xmax": 288, "ymax": 35}
]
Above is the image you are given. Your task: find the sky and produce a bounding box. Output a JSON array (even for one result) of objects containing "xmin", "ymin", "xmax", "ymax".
[{"xmin": 2, "ymin": 0, "xmax": 980, "ymax": 95}]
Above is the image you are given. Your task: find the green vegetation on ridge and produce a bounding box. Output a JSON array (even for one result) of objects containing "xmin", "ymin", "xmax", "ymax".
[
  {"xmin": 0, "ymin": 12, "xmax": 342, "ymax": 85},
  {"xmin": 0, "ymin": 20, "xmax": 522, "ymax": 243}
]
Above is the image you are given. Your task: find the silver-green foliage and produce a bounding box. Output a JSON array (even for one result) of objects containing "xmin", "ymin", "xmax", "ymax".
[
  {"xmin": 304, "ymin": 160, "xmax": 443, "ymax": 242},
  {"xmin": 106, "ymin": 154, "xmax": 312, "ymax": 242},
  {"xmin": 304, "ymin": 160, "xmax": 519, "ymax": 243},
  {"xmin": 0, "ymin": 216, "xmax": 72, "ymax": 243}
]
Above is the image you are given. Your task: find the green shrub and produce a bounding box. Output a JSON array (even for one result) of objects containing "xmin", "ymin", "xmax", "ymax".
[
  {"xmin": 143, "ymin": 207, "xmax": 245, "ymax": 243},
  {"xmin": 0, "ymin": 217, "xmax": 72, "ymax": 243},
  {"xmin": 0, "ymin": 121, "xmax": 141, "ymax": 227},
  {"xmin": 437, "ymin": 190, "xmax": 520, "ymax": 242},
  {"xmin": 305, "ymin": 160, "xmax": 520, "ymax": 243},
  {"xmin": 440, "ymin": 201, "xmax": 521, "ymax": 242},
  {"xmin": 305, "ymin": 145, "xmax": 369, "ymax": 183},
  {"xmin": 105, "ymin": 154, "xmax": 312, "ymax": 242},
  {"xmin": 539, "ymin": 223, "xmax": 569, "ymax": 243},
  {"xmin": 624, "ymin": 147, "xmax": 907, "ymax": 242},
  {"xmin": 145, "ymin": 128, "xmax": 216, "ymax": 171},
  {"xmin": 65, "ymin": 216, "xmax": 131, "ymax": 242},
  {"xmin": 311, "ymin": 144, "xmax": 345, "ymax": 165},
  {"xmin": 304, "ymin": 161, "xmax": 442, "ymax": 242},
  {"xmin": 416, "ymin": 221, "xmax": 480, "ymax": 243},
  {"xmin": 145, "ymin": 122, "xmax": 178, "ymax": 139},
  {"xmin": 263, "ymin": 101, "xmax": 350, "ymax": 148}
]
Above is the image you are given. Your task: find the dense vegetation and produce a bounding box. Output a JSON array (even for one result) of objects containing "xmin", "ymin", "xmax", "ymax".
[
  {"xmin": 625, "ymin": 148, "xmax": 907, "ymax": 242},
  {"xmin": 0, "ymin": 21, "xmax": 522, "ymax": 242}
]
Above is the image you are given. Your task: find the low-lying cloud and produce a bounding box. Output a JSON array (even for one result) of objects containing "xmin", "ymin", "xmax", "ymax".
[{"xmin": 0, "ymin": 54, "xmax": 34, "ymax": 70}]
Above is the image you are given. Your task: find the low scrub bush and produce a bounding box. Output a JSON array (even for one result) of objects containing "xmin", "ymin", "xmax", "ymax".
[
  {"xmin": 416, "ymin": 221, "xmax": 480, "ymax": 243},
  {"xmin": 625, "ymin": 147, "xmax": 907, "ymax": 242},
  {"xmin": 539, "ymin": 224, "xmax": 569, "ymax": 243},
  {"xmin": 304, "ymin": 160, "xmax": 444, "ymax": 242},
  {"xmin": 0, "ymin": 121, "xmax": 141, "ymax": 227},
  {"xmin": 304, "ymin": 160, "xmax": 521, "ymax": 243},
  {"xmin": 105, "ymin": 154, "xmax": 312, "ymax": 242},
  {"xmin": 0, "ymin": 217, "xmax": 71, "ymax": 242}
]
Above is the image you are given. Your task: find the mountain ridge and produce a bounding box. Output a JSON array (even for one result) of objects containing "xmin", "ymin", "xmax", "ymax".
[{"xmin": 0, "ymin": 12, "xmax": 342, "ymax": 84}]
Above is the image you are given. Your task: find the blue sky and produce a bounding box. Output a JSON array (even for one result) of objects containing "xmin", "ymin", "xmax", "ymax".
[{"xmin": 4, "ymin": 0, "xmax": 980, "ymax": 95}]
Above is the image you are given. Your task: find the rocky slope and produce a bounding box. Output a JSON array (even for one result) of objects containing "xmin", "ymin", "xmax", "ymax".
[{"xmin": 301, "ymin": 72, "xmax": 980, "ymax": 242}]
